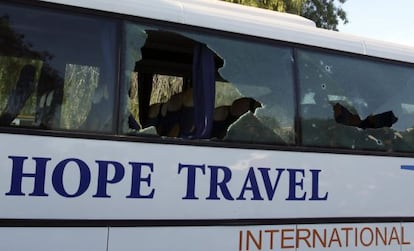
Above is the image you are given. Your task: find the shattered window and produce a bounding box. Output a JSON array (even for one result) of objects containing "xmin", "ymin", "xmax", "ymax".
[
  {"xmin": 0, "ymin": 3, "xmax": 117, "ymax": 132},
  {"xmin": 297, "ymin": 49, "xmax": 414, "ymax": 152},
  {"xmin": 186, "ymin": 34, "xmax": 296, "ymax": 144},
  {"xmin": 122, "ymin": 22, "xmax": 296, "ymax": 145}
]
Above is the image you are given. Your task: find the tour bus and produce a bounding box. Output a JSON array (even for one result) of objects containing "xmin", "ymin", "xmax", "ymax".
[{"xmin": 1, "ymin": 0, "xmax": 414, "ymax": 250}]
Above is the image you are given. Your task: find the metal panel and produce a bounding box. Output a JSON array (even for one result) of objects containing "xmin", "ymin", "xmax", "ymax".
[
  {"xmin": 36, "ymin": 0, "xmax": 414, "ymax": 63},
  {"xmin": 1, "ymin": 133, "xmax": 414, "ymax": 220},
  {"xmin": 0, "ymin": 227, "xmax": 108, "ymax": 251}
]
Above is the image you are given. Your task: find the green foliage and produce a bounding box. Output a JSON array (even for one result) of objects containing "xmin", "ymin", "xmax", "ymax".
[
  {"xmin": 221, "ymin": 0, "xmax": 348, "ymax": 31},
  {"xmin": 302, "ymin": 0, "xmax": 348, "ymax": 30},
  {"xmin": 0, "ymin": 57, "xmax": 43, "ymax": 120},
  {"xmin": 0, "ymin": 14, "xmax": 51, "ymax": 124},
  {"xmin": 1, "ymin": 15, "xmax": 52, "ymax": 59},
  {"xmin": 61, "ymin": 64, "xmax": 99, "ymax": 129}
]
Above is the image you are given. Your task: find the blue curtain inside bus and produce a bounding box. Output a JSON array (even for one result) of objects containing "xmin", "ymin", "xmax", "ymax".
[{"xmin": 192, "ymin": 43, "xmax": 216, "ymax": 139}]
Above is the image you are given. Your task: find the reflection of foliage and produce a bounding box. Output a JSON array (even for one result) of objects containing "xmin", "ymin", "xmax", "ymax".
[
  {"xmin": 61, "ymin": 64, "xmax": 99, "ymax": 129},
  {"xmin": 220, "ymin": 0, "xmax": 348, "ymax": 31},
  {"xmin": 0, "ymin": 14, "xmax": 53, "ymax": 124},
  {"xmin": 0, "ymin": 15, "xmax": 52, "ymax": 60},
  {"xmin": 0, "ymin": 56, "xmax": 42, "ymax": 120}
]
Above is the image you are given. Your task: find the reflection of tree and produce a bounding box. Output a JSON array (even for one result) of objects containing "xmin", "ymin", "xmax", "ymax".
[
  {"xmin": 0, "ymin": 15, "xmax": 52, "ymax": 59},
  {"xmin": 61, "ymin": 64, "xmax": 99, "ymax": 129},
  {"xmin": 220, "ymin": 0, "xmax": 348, "ymax": 31},
  {"xmin": 0, "ymin": 15, "xmax": 54, "ymax": 124},
  {"xmin": 1, "ymin": 14, "xmax": 104, "ymax": 130},
  {"xmin": 0, "ymin": 57, "xmax": 42, "ymax": 116}
]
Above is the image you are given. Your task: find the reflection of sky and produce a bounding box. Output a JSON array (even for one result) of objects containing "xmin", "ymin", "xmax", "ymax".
[{"xmin": 230, "ymin": 152, "xmax": 268, "ymax": 170}]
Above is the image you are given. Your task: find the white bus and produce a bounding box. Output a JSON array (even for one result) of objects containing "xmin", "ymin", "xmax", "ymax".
[{"xmin": 1, "ymin": 0, "xmax": 414, "ymax": 250}]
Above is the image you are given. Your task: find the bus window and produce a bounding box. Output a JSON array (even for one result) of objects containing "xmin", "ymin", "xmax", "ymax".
[
  {"xmin": 0, "ymin": 57, "xmax": 42, "ymax": 126},
  {"xmin": 122, "ymin": 23, "xmax": 296, "ymax": 145},
  {"xmin": 297, "ymin": 49, "xmax": 414, "ymax": 152},
  {"xmin": 0, "ymin": 3, "xmax": 117, "ymax": 132},
  {"xmin": 122, "ymin": 26, "xmax": 194, "ymax": 137},
  {"xmin": 188, "ymin": 34, "xmax": 295, "ymax": 145}
]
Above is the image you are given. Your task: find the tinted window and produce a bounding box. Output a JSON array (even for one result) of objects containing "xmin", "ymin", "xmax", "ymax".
[
  {"xmin": 298, "ymin": 49, "xmax": 414, "ymax": 152},
  {"xmin": 0, "ymin": 3, "xmax": 117, "ymax": 132}
]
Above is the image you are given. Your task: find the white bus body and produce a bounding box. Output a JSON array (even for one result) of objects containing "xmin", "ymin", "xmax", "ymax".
[
  {"xmin": 41, "ymin": 0, "xmax": 414, "ymax": 63},
  {"xmin": 1, "ymin": 0, "xmax": 414, "ymax": 250}
]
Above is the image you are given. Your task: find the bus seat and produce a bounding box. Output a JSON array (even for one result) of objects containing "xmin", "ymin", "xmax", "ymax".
[
  {"xmin": 230, "ymin": 97, "xmax": 262, "ymax": 120},
  {"xmin": 211, "ymin": 97, "xmax": 262, "ymax": 139},
  {"xmin": 148, "ymin": 103, "xmax": 162, "ymax": 118},
  {"xmin": 214, "ymin": 106, "xmax": 230, "ymax": 121},
  {"xmin": 212, "ymin": 97, "xmax": 262, "ymax": 139},
  {"xmin": 179, "ymin": 88, "xmax": 194, "ymax": 136},
  {"xmin": 145, "ymin": 102, "xmax": 162, "ymax": 128},
  {"xmin": 34, "ymin": 65, "xmax": 65, "ymax": 129},
  {"xmin": 157, "ymin": 92, "xmax": 183, "ymax": 137},
  {"xmin": 179, "ymin": 106, "xmax": 194, "ymax": 137},
  {"xmin": 182, "ymin": 88, "xmax": 193, "ymax": 107},
  {"xmin": 211, "ymin": 105, "xmax": 230, "ymax": 139},
  {"xmin": 0, "ymin": 64, "xmax": 36, "ymax": 126},
  {"xmin": 34, "ymin": 90, "xmax": 55, "ymax": 128},
  {"xmin": 167, "ymin": 92, "xmax": 183, "ymax": 112},
  {"xmin": 153, "ymin": 89, "xmax": 197, "ymax": 137}
]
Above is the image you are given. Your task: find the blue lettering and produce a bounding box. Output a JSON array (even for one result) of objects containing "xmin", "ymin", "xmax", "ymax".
[
  {"xmin": 179, "ymin": 164, "xmax": 327, "ymax": 202},
  {"xmin": 52, "ymin": 158, "xmax": 91, "ymax": 198},
  {"xmin": 93, "ymin": 160, "xmax": 125, "ymax": 198},
  {"xmin": 126, "ymin": 162, "xmax": 155, "ymax": 198},
  {"xmin": 6, "ymin": 156, "xmax": 50, "ymax": 196},
  {"xmin": 309, "ymin": 169, "xmax": 328, "ymax": 200},
  {"xmin": 206, "ymin": 165, "xmax": 234, "ymax": 200},
  {"xmin": 286, "ymin": 169, "xmax": 306, "ymax": 200},
  {"xmin": 178, "ymin": 163, "xmax": 205, "ymax": 200},
  {"xmin": 237, "ymin": 167, "xmax": 263, "ymax": 200},
  {"xmin": 4, "ymin": 155, "xmax": 328, "ymax": 202},
  {"xmin": 259, "ymin": 168, "xmax": 285, "ymax": 200}
]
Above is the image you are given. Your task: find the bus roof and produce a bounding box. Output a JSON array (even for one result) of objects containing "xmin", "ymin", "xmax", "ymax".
[{"xmin": 40, "ymin": 0, "xmax": 414, "ymax": 64}]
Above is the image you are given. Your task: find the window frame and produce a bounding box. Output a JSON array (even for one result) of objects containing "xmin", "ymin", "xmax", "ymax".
[{"xmin": 2, "ymin": 0, "xmax": 414, "ymax": 158}]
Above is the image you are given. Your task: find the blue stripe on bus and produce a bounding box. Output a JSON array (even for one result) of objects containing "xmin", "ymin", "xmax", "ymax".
[{"xmin": 401, "ymin": 165, "xmax": 414, "ymax": 171}]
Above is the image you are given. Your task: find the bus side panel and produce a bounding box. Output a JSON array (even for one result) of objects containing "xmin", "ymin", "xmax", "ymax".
[
  {"xmin": 107, "ymin": 223, "xmax": 414, "ymax": 251},
  {"xmin": 1, "ymin": 133, "xmax": 414, "ymax": 219},
  {"xmin": 0, "ymin": 227, "xmax": 108, "ymax": 251}
]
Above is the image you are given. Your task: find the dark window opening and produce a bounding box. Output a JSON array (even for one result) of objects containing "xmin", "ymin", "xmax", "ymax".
[{"xmin": 123, "ymin": 24, "xmax": 295, "ymax": 145}]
